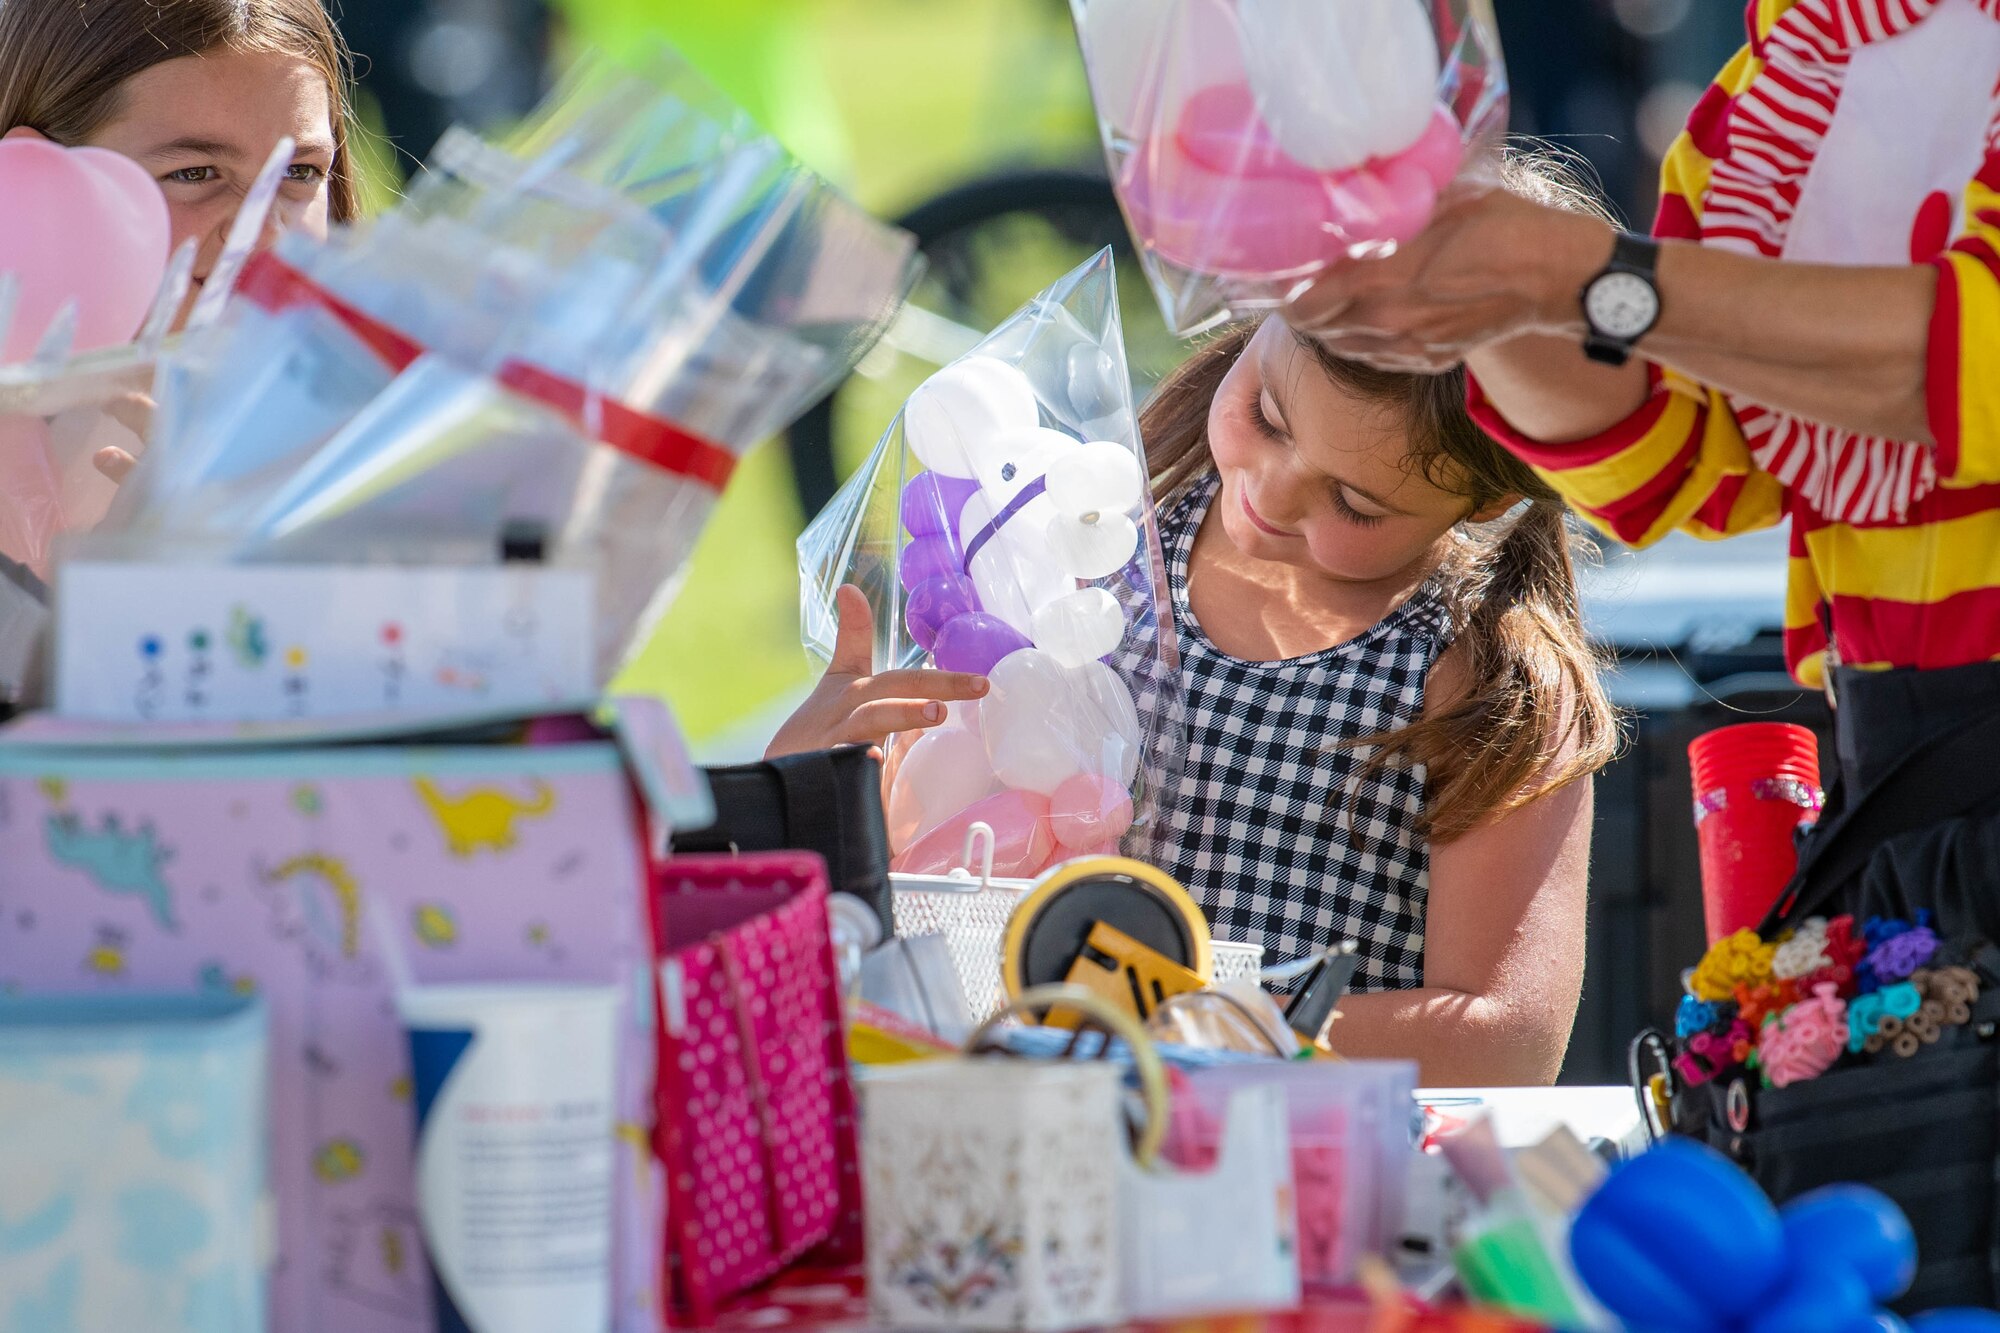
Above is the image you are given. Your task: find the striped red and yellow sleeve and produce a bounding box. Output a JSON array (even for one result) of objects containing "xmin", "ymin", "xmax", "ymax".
[
  {"xmin": 1928, "ymin": 155, "xmax": 2000, "ymax": 484},
  {"xmin": 1466, "ymin": 25, "xmax": 1785, "ymax": 550},
  {"xmin": 1467, "ymin": 369, "xmax": 1784, "ymax": 548}
]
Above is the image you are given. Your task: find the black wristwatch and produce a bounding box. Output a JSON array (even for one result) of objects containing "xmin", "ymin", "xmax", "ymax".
[{"xmin": 1580, "ymin": 233, "xmax": 1662, "ymax": 366}]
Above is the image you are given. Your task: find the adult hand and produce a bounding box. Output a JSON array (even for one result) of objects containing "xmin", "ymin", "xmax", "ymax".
[
  {"xmin": 766, "ymin": 584, "xmax": 989, "ymax": 759},
  {"xmin": 1283, "ymin": 189, "xmax": 1613, "ymax": 372}
]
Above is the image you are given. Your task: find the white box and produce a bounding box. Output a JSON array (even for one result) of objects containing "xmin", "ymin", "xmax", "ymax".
[
  {"xmin": 53, "ymin": 560, "xmax": 594, "ymax": 723},
  {"xmin": 861, "ymin": 1059, "xmax": 1122, "ymax": 1332}
]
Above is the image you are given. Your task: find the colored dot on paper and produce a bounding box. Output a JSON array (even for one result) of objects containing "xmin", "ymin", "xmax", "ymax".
[
  {"xmin": 285, "ymin": 647, "xmax": 307, "ymax": 670},
  {"xmin": 139, "ymin": 636, "xmax": 161, "ymax": 658},
  {"xmin": 189, "ymin": 629, "xmax": 210, "ymax": 651},
  {"xmin": 382, "ymin": 623, "xmax": 402, "ymax": 646}
]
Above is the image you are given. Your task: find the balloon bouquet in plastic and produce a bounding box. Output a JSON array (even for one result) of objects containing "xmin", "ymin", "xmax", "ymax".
[
  {"xmin": 1071, "ymin": 0, "xmax": 1508, "ymax": 335},
  {"xmin": 800, "ymin": 250, "xmax": 1184, "ymax": 880}
]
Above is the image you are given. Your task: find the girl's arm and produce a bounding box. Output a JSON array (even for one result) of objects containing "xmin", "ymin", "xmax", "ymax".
[{"xmin": 1323, "ymin": 648, "xmax": 1591, "ymax": 1086}]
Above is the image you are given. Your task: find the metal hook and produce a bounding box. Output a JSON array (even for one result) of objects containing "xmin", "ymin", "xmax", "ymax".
[
  {"xmin": 950, "ymin": 821, "xmax": 996, "ymax": 891},
  {"xmin": 1627, "ymin": 1028, "xmax": 1673, "ymax": 1145}
]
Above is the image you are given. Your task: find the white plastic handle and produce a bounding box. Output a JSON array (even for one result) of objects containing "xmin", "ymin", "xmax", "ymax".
[{"xmin": 957, "ymin": 821, "xmax": 996, "ymax": 890}]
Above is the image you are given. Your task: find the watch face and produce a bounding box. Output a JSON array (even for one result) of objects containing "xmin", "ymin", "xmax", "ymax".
[{"xmin": 1585, "ymin": 271, "xmax": 1659, "ymax": 340}]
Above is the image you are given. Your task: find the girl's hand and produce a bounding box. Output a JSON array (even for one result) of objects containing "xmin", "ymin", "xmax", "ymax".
[
  {"xmin": 91, "ymin": 391, "xmax": 153, "ymax": 482},
  {"xmin": 766, "ymin": 585, "xmax": 990, "ymax": 759}
]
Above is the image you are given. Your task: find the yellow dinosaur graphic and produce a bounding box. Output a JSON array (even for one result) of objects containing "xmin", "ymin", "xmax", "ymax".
[
  {"xmin": 413, "ymin": 778, "xmax": 555, "ymax": 856},
  {"xmin": 267, "ymin": 853, "xmax": 363, "ymax": 959}
]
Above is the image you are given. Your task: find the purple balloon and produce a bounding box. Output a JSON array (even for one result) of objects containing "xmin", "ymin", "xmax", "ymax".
[
  {"xmin": 933, "ymin": 613, "xmax": 1031, "ymax": 676},
  {"xmin": 899, "ymin": 534, "xmax": 963, "ymax": 592},
  {"xmin": 901, "ymin": 472, "xmax": 980, "ymax": 539},
  {"xmin": 906, "ymin": 574, "xmax": 980, "ymax": 653}
]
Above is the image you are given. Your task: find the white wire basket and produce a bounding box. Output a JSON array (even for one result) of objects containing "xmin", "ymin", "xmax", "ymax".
[{"xmin": 889, "ymin": 829, "xmax": 1264, "ymax": 1021}]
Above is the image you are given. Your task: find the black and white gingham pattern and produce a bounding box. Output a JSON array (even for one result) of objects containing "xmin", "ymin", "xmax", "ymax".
[{"xmin": 1130, "ymin": 474, "xmax": 1452, "ymax": 991}]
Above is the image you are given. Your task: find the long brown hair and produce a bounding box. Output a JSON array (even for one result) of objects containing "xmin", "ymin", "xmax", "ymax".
[
  {"xmin": 1143, "ymin": 325, "xmax": 1619, "ymax": 841},
  {"xmin": 0, "ymin": 0, "xmax": 359, "ymax": 223}
]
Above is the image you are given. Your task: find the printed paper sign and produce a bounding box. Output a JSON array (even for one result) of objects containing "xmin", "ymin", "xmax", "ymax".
[{"xmin": 55, "ymin": 562, "xmax": 595, "ymax": 724}]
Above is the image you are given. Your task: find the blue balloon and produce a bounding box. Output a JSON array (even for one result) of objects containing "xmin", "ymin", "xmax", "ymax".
[
  {"xmin": 1781, "ymin": 1186, "xmax": 1918, "ymax": 1304},
  {"xmin": 1744, "ymin": 1265, "xmax": 1875, "ymax": 1333},
  {"xmin": 1571, "ymin": 1140, "xmax": 1788, "ymax": 1328},
  {"xmin": 1910, "ymin": 1314, "xmax": 2000, "ymax": 1333}
]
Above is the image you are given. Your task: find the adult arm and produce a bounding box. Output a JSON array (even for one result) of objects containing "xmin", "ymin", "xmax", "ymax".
[
  {"xmin": 1324, "ymin": 648, "xmax": 1593, "ymax": 1086},
  {"xmin": 1284, "ymin": 188, "xmax": 1939, "ymax": 448}
]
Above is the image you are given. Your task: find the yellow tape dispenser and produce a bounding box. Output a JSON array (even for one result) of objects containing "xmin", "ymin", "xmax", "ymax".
[{"xmin": 1000, "ymin": 857, "xmax": 1213, "ymax": 1027}]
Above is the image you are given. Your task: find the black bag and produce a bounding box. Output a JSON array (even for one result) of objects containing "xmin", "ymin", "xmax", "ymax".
[
  {"xmin": 669, "ymin": 745, "xmax": 894, "ymax": 935},
  {"xmin": 1656, "ymin": 694, "xmax": 2000, "ymax": 1310},
  {"xmin": 1666, "ymin": 985, "xmax": 2000, "ymax": 1310}
]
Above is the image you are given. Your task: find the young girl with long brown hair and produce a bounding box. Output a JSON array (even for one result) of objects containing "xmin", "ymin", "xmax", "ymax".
[
  {"xmin": 779, "ymin": 302, "xmax": 1618, "ymax": 1084},
  {"xmin": 0, "ymin": 0, "xmax": 359, "ymax": 485},
  {"xmin": 0, "ymin": 0, "xmax": 360, "ymax": 322}
]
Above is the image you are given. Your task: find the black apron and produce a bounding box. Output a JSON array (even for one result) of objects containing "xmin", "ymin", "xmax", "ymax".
[
  {"xmin": 1772, "ymin": 659, "xmax": 2000, "ymax": 938},
  {"xmin": 1671, "ymin": 660, "xmax": 2000, "ymax": 1310}
]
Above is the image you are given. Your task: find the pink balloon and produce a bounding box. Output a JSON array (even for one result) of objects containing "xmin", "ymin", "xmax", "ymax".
[
  {"xmin": 1174, "ymin": 82, "xmax": 1302, "ymax": 180},
  {"xmin": 1048, "ymin": 772, "xmax": 1135, "ymax": 850},
  {"xmin": 1122, "ymin": 82, "xmax": 1459, "ymax": 277},
  {"xmin": 1328, "ymin": 158, "xmax": 1439, "ymax": 250},
  {"xmin": 1029, "ymin": 843, "xmax": 1121, "ymax": 878},
  {"xmin": 1404, "ymin": 106, "xmax": 1467, "ymax": 192},
  {"xmin": 891, "ymin": 789, "xmax": 1054, "ymax": 879},
  {"xmin": 0, "ymin": 137, "xmax": 171, "ymax": 362}
]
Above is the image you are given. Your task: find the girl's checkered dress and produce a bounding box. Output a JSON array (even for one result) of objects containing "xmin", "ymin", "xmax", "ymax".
[{"xmin": 1140, "ymin": 474, "xmax": 1453, "ymax": 990}]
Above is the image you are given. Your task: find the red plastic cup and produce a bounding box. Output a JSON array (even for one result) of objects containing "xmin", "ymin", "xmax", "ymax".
[{"xmin": 1687, "ymin": 722, "xmax": 1823, "ymax": 945}]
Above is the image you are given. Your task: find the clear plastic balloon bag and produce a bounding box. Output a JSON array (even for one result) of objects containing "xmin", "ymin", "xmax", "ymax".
[
  {"xmin": 1072, "ymin": 0, "xmax": 1509, "ymax": 336},
  {"xmin": 104, "ymin": 47, "xmax": 918, "ymax": 680},
  {"xmin": 799, "ymin": 249, "xmax": 1186, "ymax": 879}
]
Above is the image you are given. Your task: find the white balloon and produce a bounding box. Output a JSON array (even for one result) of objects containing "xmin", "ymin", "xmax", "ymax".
[
  {"xmin": 968, "ymin": 425, "xmax": 1075, "ymax": 505},
  {"xmin": 1082, "ymin": 0, "xmax": 1245, "ymax": 137},
  {"xmin": 983, "ymin": 649, "xmax": 1144, "ymax": 796},
  {"xmin": 1045, "ymin": 441, "xmax": 1144, "ymax": 519},
  {"xmin": 982, "ymin": 649, "xmax": 1093, "ymax": 796},
  {"xmin": 886, "ymin": 722, "xmax": 1002, "ymax": 852},
  {"xmin": 960, "ymin": 491, "xmax": 1072, "ymax": 636},
  {"xmin": 1065, "ymin": 342, "xmax": 1124, "ymax": 421},
  {"xmin": 1031, "ymin": 587, "xmax": 1128, "ymax": 668},
  {"xmin": 1077, "ymin": 660, "xmax": 1143, "ymax": 788},
  {"xmin": 904, "ymin": 356, "xmax": 1042, "ymax": 479},
  {"xmin": 947, "ymin": 697, "xmax": 985, "ymax": 737},
  {"xmin": 1043, "ymin": 510, "xmax": 1140, "ymax": 580},
  {"xmin": 1236, "ymin": 0, "xmax": 1440, "ymax": 171}
]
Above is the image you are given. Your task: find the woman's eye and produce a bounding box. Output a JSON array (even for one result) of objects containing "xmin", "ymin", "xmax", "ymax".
[
  {"xmin": 284, "ymin": 163, "xmax": 325, "ymax": 184},
  {"xmin": 165, "ymin": 166, "xmax": 219, "ymax": 184}
]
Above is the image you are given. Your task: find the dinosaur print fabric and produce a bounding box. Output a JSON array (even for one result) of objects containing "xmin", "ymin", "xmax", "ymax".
[{"xmin": 0, "ymin": 740, "xmax": 656, "ymax": 1333}]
